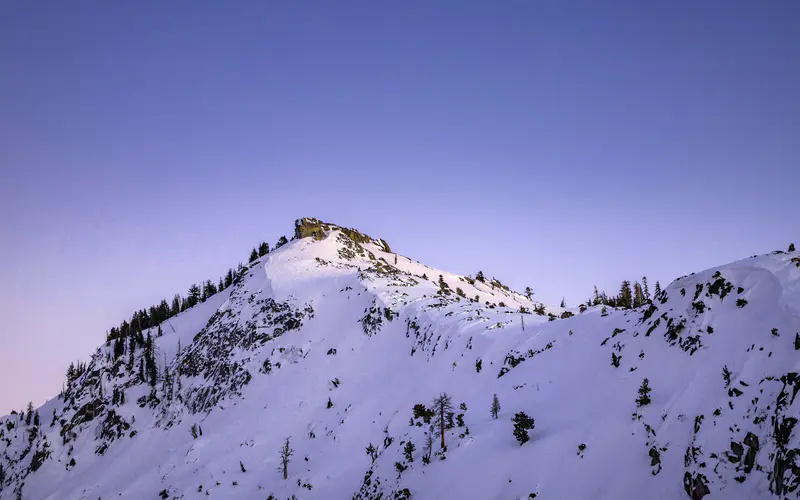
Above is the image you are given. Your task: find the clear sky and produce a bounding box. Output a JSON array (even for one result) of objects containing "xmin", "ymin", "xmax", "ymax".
[{"xmin": 1, "ymin": 1, "xmax": 798, "ymax": 414}]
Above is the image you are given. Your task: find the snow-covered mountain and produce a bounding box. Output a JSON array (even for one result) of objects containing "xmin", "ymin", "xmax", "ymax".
[{"xmin": 2, "ymin": 218, "xmax": 799, "ymax": 500}]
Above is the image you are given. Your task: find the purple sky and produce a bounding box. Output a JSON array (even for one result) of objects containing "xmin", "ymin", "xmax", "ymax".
[{"xmin": 1, "ymin": 1, "xmax": 798, "ymax": 414}]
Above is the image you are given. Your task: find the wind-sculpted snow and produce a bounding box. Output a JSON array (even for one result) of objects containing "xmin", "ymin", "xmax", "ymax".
[{"xmin": 1, "ymin": 221, "xmax": 798, "ymax": 500}]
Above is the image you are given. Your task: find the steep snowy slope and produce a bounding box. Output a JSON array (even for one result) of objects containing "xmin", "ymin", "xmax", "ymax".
[{"xmin": 1, "ymin": 218, "xmax": 799, "ymax": 500}]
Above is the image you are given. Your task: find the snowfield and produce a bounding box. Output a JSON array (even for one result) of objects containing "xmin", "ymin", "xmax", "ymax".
[{"xmin": 1, "ymin": 218, "xmax": 799, "ymax": 500}]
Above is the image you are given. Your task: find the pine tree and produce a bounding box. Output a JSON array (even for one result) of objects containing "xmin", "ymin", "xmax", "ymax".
[
  {"xmin": 790, "ymin": 243, "xmax": 796, "ymax": 252},
  {"xmin": 258, "ymin": 241, "xmax": 270, "ymax": 257},
  {"xmin": 218, "ymin": 277, "xmax": 224, "ymax": 293},
  {"xmin": 171, "ymin": 294, "xmax": 181, "ymax": 315},
  {"xmin": 619, "ymin": 281, "xmax": 633, "ymax": 309},
  {"xmin": 432, "ymin": 393, "xmax": 454, "ymax": 450},
  {"xmin": 186, "ymin": 284, "xmax": 201, "ymax": 308},
  {"xmin": 475, "ymin": 271, "xmax": 485, "ymax": 282},
  {"xmin": 633, "ymin": 281, "xmax": 644, "ymax": 308},
  {"xmin": 249, "ymin": 248, "xmax": 258, "ymax": 263},
  {"xmin": 490, "ymin": 393, "xmax": 501, "ymax": 419},
  {"xmin": 437, "ymin": 275, "xmax": 450, "ymax": 295},
  {"xmin": 278, "ymin": 437, "xmax": 293, "ymax": 480},
  {"xmin": 654, "ymin": 281, "xmax": 662, "ymax": 298},
  {"xmin": 225, "ymin": 268, "xmax": 234, "ymax": 288},
  {"xmin": 511, "ymin": 412, "xmax": 535, "ymax": 445},
  {"xmin": 275, "ymin": 236, "xmax": 288, "ymax": 248},
  {"xmin": 403, "ymin": 440, "xmax": 415, "ymax": 462},
  {"xmin": 636, "ymin": 378, "xmax": 652, "ymax": 407},
  {"xmin": 524, "ymin": 287, "xmax": 533, "ymax": 299},
  {"xmin": 560, "ymin": 297, "xmax": 566, "ymax": 308},
  {"xmin": 25, "ymin": 402, "xmax": 33, "ymax": 426},
  {"xmin": 33, "ymin": 410, "xmax": 39, "ymax": 428},
  {"xmin": 366, "ymin": 443, "xmax": 378, "ymax": 464},
  {"xmin": 642, "ymin": 277, "xmax": 650, "ymax": 302}
]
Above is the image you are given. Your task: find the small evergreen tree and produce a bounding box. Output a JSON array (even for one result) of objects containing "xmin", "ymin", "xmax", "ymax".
[
  {"xmin": 25, "ymin": 402, "xmax": 33, "ymax": 426},
  {"xmin": 475, "ymin": 271, "xmax": 485, "ymax": 282},
  {"xmin": 654, "ymin": 281, "xmax": 662, "ymax": 297},
  {"xmin": 636, "ymin": 378, "xmax": 652, "ymax": 407},
  {"xmin": 275, "ymin": 236, "xmax": 288, "ymax": 248},
  {"xmin": 249, "ymin": 248, "xmax": 258, "ymax": 263},
  {"xmin": 490, "ymin": 394, "xmax": 501, "ymax": 419},
  {"xmin": 790, "ymin": 243, "xmax": 796, "ymax": 252},
  {"xmin": 511, "ymin": 412, "xmax": 535, "ymax": 445},
  {"xmin": 524, "ymin": 286, "xmax": 533, "ymax": 299},
  {"xmin": 560, "ymin": 297, "xmax": 566, "ymax": 308},
  {"xmin": 642, "ymin": 276, "xmax": 650, "ymax": 302},
  {"xmin": 366, "ymin": 443, "xmax": 378, "ymax": 464},
  {"xmin": 403, "ymin": 440, "xmax": 415, "ymax": 462},
  {"xmin": 258, "ymin": 241, "xmax": 270, "ymax": 257}
]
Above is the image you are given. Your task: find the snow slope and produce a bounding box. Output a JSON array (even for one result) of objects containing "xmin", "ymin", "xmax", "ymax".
[{"xmin": 1, "ymin": 218, "xmax": 799, "ymax": 500}]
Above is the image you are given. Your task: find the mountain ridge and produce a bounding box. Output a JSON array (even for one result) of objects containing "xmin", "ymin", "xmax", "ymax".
[{"xmin": 1, "ymin": 219, "xmax": 799, "ymax": 499}]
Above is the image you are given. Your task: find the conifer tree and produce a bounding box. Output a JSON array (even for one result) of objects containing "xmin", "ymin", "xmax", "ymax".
[
  {"xmin": 475, "ymin": 271, "xmax": 485, "ymax": 282},
  {"xmin": 619, "ymin": 281, "xmax": 633, "ymax": 309},
  {"xmin": 25, "ymin": 402, "xmax": 33, "ymax": 426},
  {"xmin": 642, "ymin": 277, "xmax": 650, "ymax": 302},
  {"xmin": 432, "ymin": 393, "xmax": 454, "ymax": 450},
  {"xmin": 636, "ymin": 378, "xmax": 652, "ymax": 407},
  {"xmin": 490, "ymin": 394, "xmax": 501, "ymax": 419},
  {"xmin": 249, "ymin": 248, "xmax": 258, "ymax": 263},
  {"xmin": 171, "ymin": 294, "xmax": 181, "ymax": 315},
  {"xmin": 127, "ymin": 337, "xmax": 135, "ymax": 371},
  {"xmin": 275, "ymin": 236, "xmax": 288, "ymax": 248},
  {"xmin": 633, "ymin": 281, "xmax": 645, "ymax": 308},
  {"xmin": 366, "ymin": 443, "xmax": 378, "ymax": 464},
  {"xmin": 654, "ymin": 281, "xmax": 662, "ymax": 298},
  {"xmin": 186, "ymin": 284, "xmax": 201, "ymax": 308},
  {"xmin": 524, "ymin": 286, "xmax": 533, "ymax": 299},
  {"xmin": 218, "ymin": 277, "xmax": 224, "ymax": 292},
  {"xmin": 224, "ymin": 268, "xmax": 234, "ymax": 288},
  {"xmin": 403, "ymin": 441, "xmax": 415, "ymax": 462},
  {"xmin": 258, "ymin": 241, "xmax": 270, "ymax": 257},
  {"xmin": 511, "ymin": 412, "xmax": 535, "ymax": 445},
  {"xmin": 790, "ymin": 243, "xmax": 796, "ymax": 252},
  {"xmin": 560, "ymin": 297, "xmax": 566, "ymax": 308}
]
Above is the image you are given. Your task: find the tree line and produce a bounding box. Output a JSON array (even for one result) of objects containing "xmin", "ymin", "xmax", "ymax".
[
  {"xmin": 105, "ymin": 236, "xmax": 288, "ymax": 343},
  {"xmin": 589, "ymin": 276, "xmax": 661, "ymax": 310}
]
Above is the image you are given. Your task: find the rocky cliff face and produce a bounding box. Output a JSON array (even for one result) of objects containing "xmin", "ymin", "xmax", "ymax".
[{"xmin": 1, "ymin": 220, "xmax": 799, "ymax": 499}]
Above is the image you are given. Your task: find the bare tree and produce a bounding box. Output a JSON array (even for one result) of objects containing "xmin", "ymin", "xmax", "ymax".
[
  {"xmin": 277, "ymin": 437, "xmax": 294, "ymax": 480},
  {"xmin": 422, "ymin": 429, "xmax": 434, "ymax": 463},
  {"xmin": 432, "ymin": 392, "xmax": 454, "ymax": 450}
]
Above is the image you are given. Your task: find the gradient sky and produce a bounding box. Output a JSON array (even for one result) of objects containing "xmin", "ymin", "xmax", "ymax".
[{"xmin": 1, "ymin": 1, "xmax": 798, "ymax": 414}]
